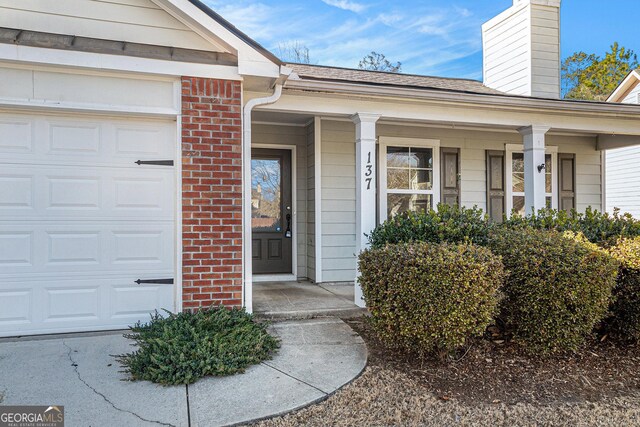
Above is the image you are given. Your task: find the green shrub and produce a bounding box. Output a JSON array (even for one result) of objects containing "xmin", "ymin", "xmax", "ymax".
[
  {"xmin": 608, "ymin": 237, "xmax": 640, "ymax": 341},
  {"xmin": 358, "ymin": 242, "xmax": 504, "ymax": 358},
  {"xmin": 488, "ymin": 227, "xmax": 619, "ymax": 355},
  {"xmin": 367, "ymin": 204, "xmax": 491, "ymax": 249},
  {"xmin": 504, "ymin": 207, "xmax": 640, "ymax": 246},
  {"xmin": 117, "ymin": 307, "xmax": 279, "ymax": 385}
]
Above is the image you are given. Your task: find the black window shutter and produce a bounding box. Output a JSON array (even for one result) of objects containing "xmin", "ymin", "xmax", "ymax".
[
  {"xmin": 440, "ymin": 147, "xmax": 460, "ymax": 207},
  {"xmin": 558, "ymin": 153, "xmax": 576, "ymax": 212},
  {"xmin": 486, "ymin": 150, "xmax": 506, "ymax": 222}
]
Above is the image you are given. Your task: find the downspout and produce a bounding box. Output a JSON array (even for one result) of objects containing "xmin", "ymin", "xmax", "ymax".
[{"xmin": 242, "ymin": 71, "xmax": 289, "ymax": 313}]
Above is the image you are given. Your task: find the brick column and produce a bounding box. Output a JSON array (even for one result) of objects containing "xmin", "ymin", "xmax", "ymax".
[{"xmin": 181, "ymin": 77, "xmax": 243, "ymax": 310}]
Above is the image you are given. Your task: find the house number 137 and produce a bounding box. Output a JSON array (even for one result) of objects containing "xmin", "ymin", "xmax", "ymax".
[{"xmin": 364, "ymin": 151, "xmax": 373, "ymax": 190}]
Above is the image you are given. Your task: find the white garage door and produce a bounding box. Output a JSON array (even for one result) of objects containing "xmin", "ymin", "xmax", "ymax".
[{"xmin": 0, "ymin": 112, "xmax": 176, "ymax": 337}]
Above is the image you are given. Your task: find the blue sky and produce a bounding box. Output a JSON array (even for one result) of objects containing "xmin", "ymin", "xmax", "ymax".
[{"xmin": 205, "ymin": 0, "xmax": 640, "ymax": 80}]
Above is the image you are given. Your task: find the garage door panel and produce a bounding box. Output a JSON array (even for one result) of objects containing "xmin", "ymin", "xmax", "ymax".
[
  {"xmin": 0, "ymin": 165, "xmax": 174, "ymax": 220},
  {"xmin": 0, "ymin": 117, "xmax": 34, "ymax": 153},
  {"xmin": 0, "ymin": 116, "xmax": 175, "ymax": 167},
  {"xmin": 0, "ymin": 223, "xmax": 173, "ymax": 276},
  {"xmin": 0, "ymin": 276, "xmax": 174, "ymax": 335},
  {"xmin": 0, "ymin": 232, "xmax": 33, "ymax": 267},
  {"xmin": 0, "ymin": 288, "xmax": 32, "ymax": 326},
  {"xmin": 110, "ymin": 284, "xmax": 173, "ymax": 320},
  {"xmin": 0, "ymin": 174, "xmax": 34, "ymax": 210},
  {"xmin": 49, "ymin": 121, "xmax": 101, "ymax": 155},
  {"xmin": 0, "ymin": 111, "xmax": 176, "ymax": 337}
]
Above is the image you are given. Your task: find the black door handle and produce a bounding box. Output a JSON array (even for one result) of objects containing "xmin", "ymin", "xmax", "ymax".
[{"xmin": 285, "ymin": 214, "xmax": 292, "ymax": 238}]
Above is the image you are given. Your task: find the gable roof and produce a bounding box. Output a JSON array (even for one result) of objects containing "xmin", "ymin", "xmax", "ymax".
[
  {"xmin": 287, "ymin": 63, "xmax": 505, "ymax": 96},
  {"xmin": 607, "ymin": 69, "xmax": 640, "ymax": 103}
]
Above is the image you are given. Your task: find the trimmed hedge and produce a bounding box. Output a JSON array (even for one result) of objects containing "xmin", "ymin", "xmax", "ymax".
[
  {"xmin": 117, "ymin": 307, "xmax": 279, "ymax": 385},
  {"xmin": 367, "ymin": 204, "xmax": 491, "ymax": 249},
  {"xmin": 504, "ymin": 207, "xmax": 640, "ymax": 246},
  {"xmin": 608, "ymin": 237, "xmax": 640, "ymax": 341},
  {"xmin": 358, "ymin": 242, "xmax": 504, "ymax": 358},
  {"xmin": 488, "ymin": 227, "xmax": 619, "ymax": 355}
]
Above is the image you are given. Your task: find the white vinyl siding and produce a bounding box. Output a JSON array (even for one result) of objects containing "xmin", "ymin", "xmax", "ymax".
[
  {"xmin": 320, "ymin": 120, "xmax": 357, "ymax": 283},
  {"xmin": 530, "ymin": 5, "xmax": 561, "ymax": 98},
  {"xmin": 482, "ymin": 1, "xmax": 561, "ymax": 98},
  {"xmin": 607, "ymin": 147, "xmax": 640, "ymax": 217},
  {"xmin": 0, "ymin": 0, "xmax": 225, "ymax": 52},
  {"xmin": 483, "ymin": 6, "xmax": 531, "ymax": 96},
  {"xmin": 606, "ymin": 84, "xmax": 640, "ymax": 217},
  {"xmin": 252, "ymin": 124, "xmax": 308, "ymax": 278}
]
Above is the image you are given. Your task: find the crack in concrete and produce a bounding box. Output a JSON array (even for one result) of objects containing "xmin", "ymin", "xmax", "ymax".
[
  {"xmin": 62, "ymin": 341, "xmax": 176, "ymax": 427},
  {"xmin": 261, "ymin": 361, "xmax": 330, "ymax": 395}
]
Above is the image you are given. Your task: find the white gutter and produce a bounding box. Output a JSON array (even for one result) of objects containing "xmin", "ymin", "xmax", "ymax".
[
  {"xmin": 241, "ymin": 77, "xmax": 286, "ymax": 313},
  {"xmin": 284, "ymin": 79, "xmax": 640, "ymax": 119}
]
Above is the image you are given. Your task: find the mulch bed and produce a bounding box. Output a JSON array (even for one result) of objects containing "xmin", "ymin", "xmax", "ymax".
[{"xmin": 346, "ymin": 318, "xmax": 640, "ymax": 406}]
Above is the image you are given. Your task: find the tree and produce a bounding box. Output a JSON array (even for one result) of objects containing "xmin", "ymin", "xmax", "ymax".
[
  {"xmin": 358, "ymin": 51, "xmax": 402, "ymax": 73},
  {"xmin": 276, "ymin": 41, "xmax": 312, "ymax": 64},
  {"xmin": 562, "ymin": 43, "xmax": 638, "ymax": 101}
]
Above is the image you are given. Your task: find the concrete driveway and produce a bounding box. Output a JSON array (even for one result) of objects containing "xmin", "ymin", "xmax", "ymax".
[{"xmin": 0, "ymin": 318, "xmax": 366, "ymax": 427}]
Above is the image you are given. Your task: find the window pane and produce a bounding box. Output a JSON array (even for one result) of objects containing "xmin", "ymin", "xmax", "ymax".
[
  {"xmin": 513, "ymin": 195, "xmax": 526, "ymax": 217},
  {"xmin": 387, "ymin": 147, "xmax": 410, "ymax": 168},
  {"xmin": 545, "ymin": 154, "xmax": 552, "ymax": 193},
  {"xmin": 410, "ymin": 169, "xmax": 433, "ymax": 190},
  {"xmin": 546, "ymin": 196, "xmax": 552, "ymax": 209},
  {"xmin": 387, "ymin": 168, "xmax": 409, "ymax": 189},
  {"xmin": 251, "ymin": 159, "xmax": 282, "ymax": 232},
  {"xmin": 409, "ymin": 148, "xmax": 433, "ymax": 168},
  {"xmin": 512, "ymin": 153, "xmax": 525, "ymax": 192},
  {"xmin": 388, "ymin": 194, "xmax": 432, "ymax": 217}
]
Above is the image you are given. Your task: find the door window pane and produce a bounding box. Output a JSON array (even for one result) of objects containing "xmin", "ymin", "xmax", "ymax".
[
  {"xmin": 388, "ymin": 194, "xmax": 432, "ymax": 217},
  {"xmin": 251, "ymin": 158, "xmax": 282, "ymax": 232}
]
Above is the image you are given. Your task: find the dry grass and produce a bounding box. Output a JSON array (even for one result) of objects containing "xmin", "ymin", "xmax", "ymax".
[
  {"xmin": 253, "ymin": 319, "xmax": 640, "ymax": 427},
  {"xmin": 256, "ymin": 366, "xmax": 640, "ymax": 427}
]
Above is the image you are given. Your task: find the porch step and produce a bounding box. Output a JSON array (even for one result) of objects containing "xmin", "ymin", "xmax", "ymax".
[{"xmin": 254, "ymin": 306, "xmax": 368, "ymax": 321}]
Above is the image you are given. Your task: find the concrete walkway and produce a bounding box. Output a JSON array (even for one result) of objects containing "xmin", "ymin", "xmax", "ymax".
[
  {"xmin": 0, "ymin": 318, "xmax": 366, "ymax": 427},
  {"xmin": 254, "ymin": 281, "xmax": 367, "ymax": 319}
]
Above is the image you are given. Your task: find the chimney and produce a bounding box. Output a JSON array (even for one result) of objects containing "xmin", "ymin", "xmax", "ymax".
[{"xmin": 482, "ymin": 0, "xmax": 561, "ymax": 98}]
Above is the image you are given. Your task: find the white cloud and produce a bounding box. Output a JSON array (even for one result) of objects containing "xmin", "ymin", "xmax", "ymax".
[{"xmin": 321, "ymin": 0, "xmax": 367, "ymax": 13}]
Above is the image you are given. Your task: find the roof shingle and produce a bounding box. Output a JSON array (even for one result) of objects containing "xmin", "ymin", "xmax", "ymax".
[{"xmin": 287, "ymin": 63, "xmax": 505, "ymax": 96}]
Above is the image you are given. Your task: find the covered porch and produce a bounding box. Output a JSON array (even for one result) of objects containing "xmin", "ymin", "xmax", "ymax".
[{"xmin": 243, "ymin": 66, "xmax": 640, "ymax": 312}]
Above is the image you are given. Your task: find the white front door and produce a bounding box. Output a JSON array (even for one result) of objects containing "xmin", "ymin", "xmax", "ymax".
[{"xmin": 0, "ymin": 112, "xmax": 176, "ymax": 336}]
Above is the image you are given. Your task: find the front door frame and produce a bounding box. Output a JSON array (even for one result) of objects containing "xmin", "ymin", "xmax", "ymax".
[{"xmin": 250, "ymin": 143, "xmax": 297, "ymax": 283}]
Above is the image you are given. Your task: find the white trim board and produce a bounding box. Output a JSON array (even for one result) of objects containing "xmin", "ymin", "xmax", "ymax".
[
  {"xmin": 314, "ymin": 117, "xmax": 323, "ymax": 283},
  {"xmin": 252, "ymin": 274, "xmax": 297, "ymax": 283},
  {"xmin": 0, "ymin": 44, "xmax": 242, "ymax": 80}
]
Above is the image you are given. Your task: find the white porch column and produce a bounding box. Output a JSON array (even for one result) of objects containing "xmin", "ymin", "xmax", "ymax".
[
  {"xmin": 519, "ymin": 125, "xmax": 550, "ymax": 214},
  {"xmin": 351, "ymin": 113, "xmax": 381, "ymax": 308}
]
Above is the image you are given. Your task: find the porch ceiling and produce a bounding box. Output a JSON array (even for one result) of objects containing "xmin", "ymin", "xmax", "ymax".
[{"xmin": 252, "ymin": 110, "xmax": 314, "ymax": 126}]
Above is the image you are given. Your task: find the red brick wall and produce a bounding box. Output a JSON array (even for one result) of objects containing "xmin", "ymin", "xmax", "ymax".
[{"xmin": 181, "ymin": 77, "xmax": 243, "ymax": 310}]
